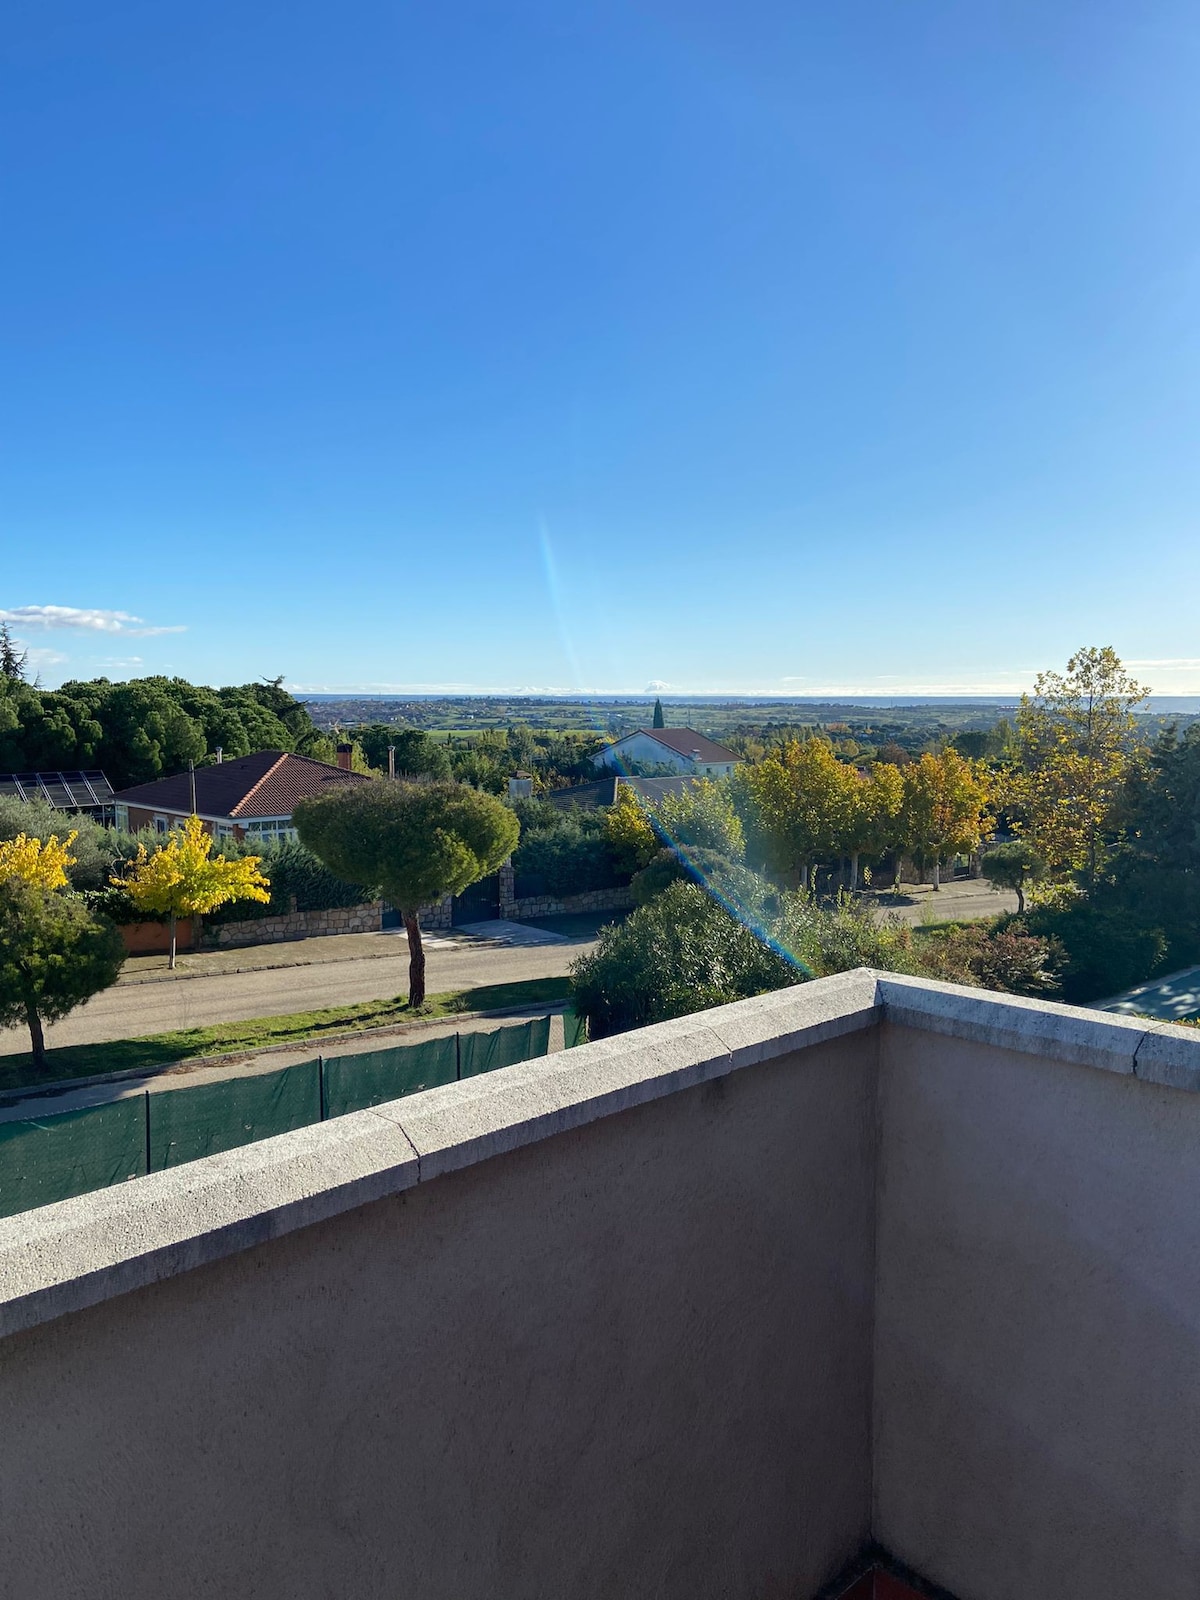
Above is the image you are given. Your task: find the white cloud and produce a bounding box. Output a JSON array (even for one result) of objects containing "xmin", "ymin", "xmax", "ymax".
[
  {"xmin": 25, "ymin": 646, "xmax": 67, "ymax": 670},
  {"xmin": 645, "ymin": 680, "xmax": 672, "ymax": 692},
  {"xmin": 0, "ymin": 605, "xmax": 185, "ymax": 637}
]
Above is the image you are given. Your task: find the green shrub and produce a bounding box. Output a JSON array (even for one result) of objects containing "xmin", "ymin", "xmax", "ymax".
[
  {"xmin": 631, "ymin": 847, "xmax": 773, "ymax": 912},
  {"xmin": 1023, "ymin": 899, "xmax": 1169, "ymax": 1002},
  {"xmin": 0, "ymin": 797, "xmax": 116, "ymax": 891},
  {"xmin": 570, "ymin": 881, "xmax": 805, "ymax": 1038},
  {"xmin": 915, "ymin": 920, "xmax": 1065, "ymax": 997},
  {"xmin": 204, "ymin": 838, "xmax": 365, "ymax": 923},
  {"xmin": 512, "ymin": 810, "xmax": 625, "ymax": 896}
]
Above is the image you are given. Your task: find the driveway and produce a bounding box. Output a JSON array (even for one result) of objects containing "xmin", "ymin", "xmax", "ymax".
[{"xmin": 0, "ymin": 926, "xmax": 595, "ymax": 1057}]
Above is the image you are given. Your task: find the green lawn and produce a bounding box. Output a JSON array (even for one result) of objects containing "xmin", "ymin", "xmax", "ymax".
[{"xmin": 0, "ymin": 976, "xmax": 572, "ymax": 1094}]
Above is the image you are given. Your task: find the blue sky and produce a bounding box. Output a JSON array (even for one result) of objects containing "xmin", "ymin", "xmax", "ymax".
[{"xmin": 2, "ymin": 0, "xmax": 1199, "ymax": 696}]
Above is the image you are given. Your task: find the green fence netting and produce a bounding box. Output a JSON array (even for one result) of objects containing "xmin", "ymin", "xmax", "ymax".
[
  {"xmin": 563, "ymin": 1010, "xmax": 587, "ymax": 1049},
  {"xmin": 0, "ymin": 1096, "xmax": 147, "ymax": 1219},
  {"xmin": 148, "ymin": 1058, "xmax": 322, "ymax": 1171},
  {"xmin": 1, "ymin": 1013, "xmax": 561, "ymax": 1218},
  {"xmin": 459, "ymin": 1015, "xmax": 552, "ymax": 1079},
  {"xmin": 323, "ymin": 1033, "xmax": 459, "ymax": 1119}
]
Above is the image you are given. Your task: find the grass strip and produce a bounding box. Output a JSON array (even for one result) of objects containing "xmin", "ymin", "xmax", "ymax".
[{"xmin": 0, "ymin": 976, "xmax": 572, "ymax": 1094}]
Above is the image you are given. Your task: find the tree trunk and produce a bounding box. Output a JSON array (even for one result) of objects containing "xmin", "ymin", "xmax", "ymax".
[
  {"xmin": 932, "ymin": 857, "xmax": 941, "ymax": 890},
  {"xmin": 799, "ymin": 864, "xmax": 809, "ymax": 892},
  {"xmin": 1016, "ymin": 884, "xmax": 1026, "ymax": 915},
  {"xmin": 849, "ymin": 851, "xmax": 859, "ymax": 892},
  {"xmin": 25, "ymin": 998, "xmax": 47, "ymax": 1075},
  {"xmin": 403, "ymin": 911, "xmax": 426, "ymax": 1008},
  {"xmin": 168, "ymin": 910, "xmax": 177, "ymax": 971}
]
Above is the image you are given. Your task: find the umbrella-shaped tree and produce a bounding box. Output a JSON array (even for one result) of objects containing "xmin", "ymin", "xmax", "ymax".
[{"xmin": 294, "ymin": 780, "xmax": 519, "ymax": 1006}]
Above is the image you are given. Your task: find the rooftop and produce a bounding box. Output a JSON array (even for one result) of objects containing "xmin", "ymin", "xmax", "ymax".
[
  {"xmin": 112, "ymin": 749, "xmax": 368, "ymax": 819},
  {"xmin": 618, "ymin": 726, "xmax": 740, "ymax": 763},
  {"xmin": 2, "ymin": 972, "xmax": 1197, "ymax": 1598}
]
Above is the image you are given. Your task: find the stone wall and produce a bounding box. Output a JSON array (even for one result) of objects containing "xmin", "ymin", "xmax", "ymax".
[
  {"xmin": 416, "ymin": 895, "xmax": 453, "ymax": 930},
  {"xmin": 202, "ymin": 901, "xmax": 383, "ymax": 947},
  {"xmin": 505, "ymin": 884, "xmax": 635, "ymax": 921}
]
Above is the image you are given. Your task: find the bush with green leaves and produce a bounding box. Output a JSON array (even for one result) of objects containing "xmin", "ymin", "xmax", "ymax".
[
  {"xmin": 570, "ymin": 877, "xmax": 1073, "ymax": 1038},
  {"xmin": 914, "ymin": 920, "xmax": 1065, "ymax": 997},
  {"xmin": 570, "ymin": 880, "xmax": 806, "ymax": 1038},
  {"xmin": 0, "ymin": 879, "xmax": 125, "ymax": 1072},
  {"xmin": 776, "ymin": 894, "xmax": 923, "ymax": 980},
  {"xmin": 652, "ymin": 779, "xmax": 745, "ymax": 859},
  {"xmin": 631, "ymin": 847, "xmax": 770, "ymax": 912},
  {"xmin": 0, "ymin": 797, "xmax": 117, "ymax": 891},
  {"xmin": 1021, "ymin": 897, "xmax": 1169, "ymax": 1003},
  {"xmin": 511, "ymin": 804, "xmax": 625, "ymax": 896}
]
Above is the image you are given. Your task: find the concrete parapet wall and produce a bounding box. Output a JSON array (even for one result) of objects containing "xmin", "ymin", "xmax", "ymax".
[
  {"xmin": 2, "ymin": 973, "xmax": 1200, "ymax": 1599},
  {"xmin": 0, "ymin": 976, "xmax": 878, "ymax": 1600}
]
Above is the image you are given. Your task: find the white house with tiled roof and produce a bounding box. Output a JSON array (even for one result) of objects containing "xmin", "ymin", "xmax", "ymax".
[{"xmin": 591, "ymin": 727, "xmax": 740, "ymax": 779}]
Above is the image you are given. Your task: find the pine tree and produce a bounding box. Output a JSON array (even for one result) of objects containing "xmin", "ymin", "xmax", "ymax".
[
  {"xmin": 652, "ymin": 698, "xmax": 665, "ymax": 729},
  {"xmin": 0, "ymin": 623, "xmax": 28, "ymax": 682}
]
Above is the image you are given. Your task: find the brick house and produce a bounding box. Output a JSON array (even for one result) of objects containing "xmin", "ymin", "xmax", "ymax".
[{"xmin": 111, "ymin": 747, "xmax": 367, "ymax": 842}]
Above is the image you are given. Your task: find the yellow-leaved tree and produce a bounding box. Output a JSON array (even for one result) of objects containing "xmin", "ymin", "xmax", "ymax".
[
  {"xmin": 0, "ymin": 831, "xmax": 78, "ymax": 890},
  {"xmin": 736, "ymin": 737, "xmax": 857, "ymax": 889},
  {"xmin": 0, "ymin": 829, "xmax": 126, "ymax": 1075},
  {"xmin": 117, "ymin": 816, "xmax": 271, "ymax": 968},
  {"xmin": 900, "ymin": 750, "xmax": 992, "ymax": 890},
  {"xmin": 1005, "ymin": 646, "xmax": 1148, "ymax": 887},
  {"xmin": 602, "ymin": 785, "xmax": 659, "ymax": 876}
]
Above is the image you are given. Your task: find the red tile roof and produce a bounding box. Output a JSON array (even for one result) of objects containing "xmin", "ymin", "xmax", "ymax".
[
  {"xmin": 112, "ymin": 751, "xmax": 368, "ymax": 820},
  {"xmin": 630, "ymin": 728, "xmax": 740, "ymax": 764}
]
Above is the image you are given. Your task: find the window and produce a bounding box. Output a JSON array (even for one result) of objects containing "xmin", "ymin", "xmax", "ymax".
[
  {"xmin": 244, "ymin": 818, "xmax": 296, "ymax": 843},
  {"xmin": 154, "ymin": 815, "xmax": 169, "ymax": 834},
  {"xmin": 114, "ymin": 804, "xmax": 129, "ymax": 831}
]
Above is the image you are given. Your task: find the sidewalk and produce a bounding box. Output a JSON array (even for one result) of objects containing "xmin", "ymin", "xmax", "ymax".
[{"xmin": 118, "ymin": 919, "xmax": 568, "ymax": 985}]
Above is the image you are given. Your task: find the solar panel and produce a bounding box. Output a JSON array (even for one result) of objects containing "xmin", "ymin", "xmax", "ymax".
[{"xmin": 0, "ymin": 771, "xmax": 115, "ymax": 812}]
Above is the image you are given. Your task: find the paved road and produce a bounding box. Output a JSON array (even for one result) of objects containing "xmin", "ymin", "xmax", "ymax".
[
  {"xmin": 866, "ymin": 878, "xmax": 1019, "ymax": 925},
  {"xmin": 1095, "ymin": 965, "xmax": 1200, "ymax": 1023},
  {"xmin": 0, "ymin": 935, "xmax": 590, "ymax": 1057}
]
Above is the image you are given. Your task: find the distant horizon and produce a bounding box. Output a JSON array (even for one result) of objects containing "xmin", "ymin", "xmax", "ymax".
[{"xmin": 295, "ymin": 690, "xmax": 1200, "ymax": 713}]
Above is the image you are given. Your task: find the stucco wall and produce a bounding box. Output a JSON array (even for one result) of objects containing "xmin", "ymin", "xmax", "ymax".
[
  {"xmin": 0, "ymin": 1027, "xmax": 876, "ymax": 1600},
  {"xmin": 4, "ymin": 974, "xmax": 1199, "ymax": 1600},
  {"xmin": 873, "ymin": 1019, "xmax": 1200, "ymax": 1600}
]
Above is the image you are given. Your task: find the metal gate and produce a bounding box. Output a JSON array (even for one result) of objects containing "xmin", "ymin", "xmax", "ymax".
[{"xmin": 452, "ymin": 873, "xmax": 500, "ymax": 925}]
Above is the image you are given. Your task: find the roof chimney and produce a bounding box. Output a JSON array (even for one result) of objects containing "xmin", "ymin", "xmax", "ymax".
[
  {"xmin": 336, "ymin": 743, "xmax": 353, "ymax": 772},
  {"xmin": 215, "ymin": 746, "xmax": 223, "ymax": 764}
]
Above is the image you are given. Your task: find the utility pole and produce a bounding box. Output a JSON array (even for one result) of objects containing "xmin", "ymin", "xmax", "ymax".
[{"xmin": 189, "ymin": 761, "xmax": 197, "ymax": 816}]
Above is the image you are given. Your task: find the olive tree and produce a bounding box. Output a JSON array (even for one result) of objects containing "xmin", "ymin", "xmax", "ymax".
[{"xmin": 294, "ymin": 780, "xmax": 519, "ymax": 1005}]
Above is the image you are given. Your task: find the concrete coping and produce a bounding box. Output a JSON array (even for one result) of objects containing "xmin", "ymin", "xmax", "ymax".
[{"xmin": 1, "ymin": 967, "xmax": 1197, "ymax": 1339}]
